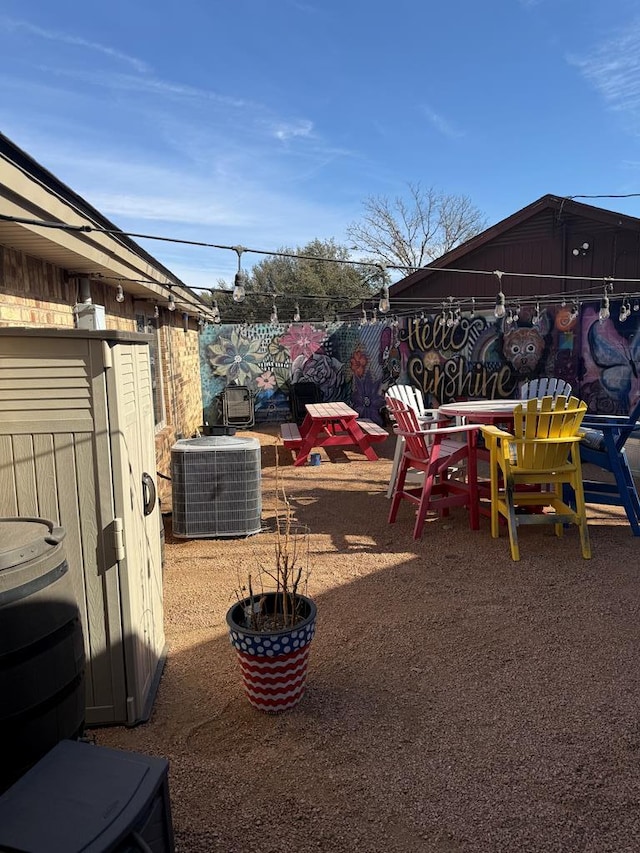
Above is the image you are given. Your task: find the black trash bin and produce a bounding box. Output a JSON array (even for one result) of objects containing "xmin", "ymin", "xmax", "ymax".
[{"xmin": 0, "ymin": 517, "xmax": 85, "ymax": 793}]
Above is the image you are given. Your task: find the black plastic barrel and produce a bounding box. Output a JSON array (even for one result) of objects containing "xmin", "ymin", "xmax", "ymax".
[{"xmin": 0, "ymin": 517, "xmax": 85, "ymax": 793}]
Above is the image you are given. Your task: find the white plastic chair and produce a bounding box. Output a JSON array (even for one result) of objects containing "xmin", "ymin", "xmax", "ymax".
[
  {"xmin": 385, "ymin": 384, "xmax": 437, "ymax": 498},
  {"xmin": 520, "ymin": 378, "xmax": 572, "ymax": 400}
]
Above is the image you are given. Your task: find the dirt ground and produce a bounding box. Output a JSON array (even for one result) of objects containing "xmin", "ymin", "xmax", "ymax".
[{"xmin": 94, "ymin": 425, "xmax": 640, "ymax": 853}]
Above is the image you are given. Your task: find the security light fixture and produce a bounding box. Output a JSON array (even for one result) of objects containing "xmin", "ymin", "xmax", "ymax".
[{"xmin": 572, "ymin": 242, "xmax": 590, "ymax": 257}]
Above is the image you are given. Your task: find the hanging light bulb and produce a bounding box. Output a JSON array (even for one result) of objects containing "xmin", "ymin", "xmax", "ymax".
[
  {"xmin": 211, "ymin": 299, "xmax": 221, "ymax": 324},
  {"xmin": 370, "ymin": 307, "xmax": 378, "ymax": 324},
  {"xmin": 167, "ymin": 290, "xmax": 176, "ymax": 312},
  {"xmin": 599, "ymin": 288, "xmax": 610, "ymax": 322},
  {"xmin": 232, "ymin": 246, "xmax": 247, "ymax": 303},
  {"xmin": 377, "ymin": 265, "xmax": 391, "ymax": 313},
  {"xmin": 270, "ymin": 301, "xmax": 278, "ymax": 324},
  {"xmin": 293, "ymin": 303, "xmax": 301, "ymax": 323},
  {"xmin": 505, "ymin": 308, "xmax": 514, "ymax": 326},
  {"xmin": 197, "ymin": 314, "xmax": 205, "ymax": 330},
  {"xmin": 378, "ymin": 284, "xmax": 390, "ymax": 314},
  {"xmin": 360, "ymin": 307, "xmax": 367, "ymax": 325},
  {"xmin": 445, "ymin": 296, "xmax": 455, "ymax": 327},
  {"xmin": 570, "ymin": 300, "xmax": 579, "ymax": 320},
  {"xmin": 154, "ymin": 304, "xmax": 160, "ymax": 319},
  {"xmin": 493, "ymin": 272, "xmax": 506, "ymax": 318},
  {"xmin": 634, "ymin": 298, "xmax": 640, "ymax": 312},
  {"xmin": 233, "ymin": 271, "xmax": 247, "ymax": 303},
  {"xmin": 115, "ymin": 284, "xmax": 125, "ymax": 303},
  {"xmin": 469, "ymin": 297, "xmax": 476, "ymax": 318},
  {"xmin": 531, "ymin": 301, "xmax": 541, "ymax": 327}
]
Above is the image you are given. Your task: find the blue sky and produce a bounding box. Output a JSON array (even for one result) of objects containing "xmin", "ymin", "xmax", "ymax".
[{"xmin": 1, "ymin": 0, "xmax": 640, "ymax": 290}]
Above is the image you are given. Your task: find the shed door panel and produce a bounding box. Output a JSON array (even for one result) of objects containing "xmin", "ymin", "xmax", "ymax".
[
  {"xmin": 0, "ymin": 335, "xmax": 128, "ymax": 725},
  {"xmin": 106, "ymin": 341, "xmax": 164, "ymax": 723}
]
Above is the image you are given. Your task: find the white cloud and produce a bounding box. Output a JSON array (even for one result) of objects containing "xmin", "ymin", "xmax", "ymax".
[
  {"xmin": 567, "ymin": 20, "xmax": 640, "ymax": 119},
  {"xmin": 0, "ymin": 17, "xmax": 150, "ymax": 73},
  {"xmin": 0, "ymin": 18, "xmax": 363, "ymax": 286},
  {"xmin": 421, "ymin": 105, "xmax": 464, "ymax": 139},
  {"xmin": 271, "ymin": 120, "xmax": 314, "ymax": 141}
]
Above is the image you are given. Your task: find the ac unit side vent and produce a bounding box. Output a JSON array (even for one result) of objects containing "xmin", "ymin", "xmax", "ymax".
[{"xmin": 171, "ymin": 436, "xmax": 262, "ymax": 538}]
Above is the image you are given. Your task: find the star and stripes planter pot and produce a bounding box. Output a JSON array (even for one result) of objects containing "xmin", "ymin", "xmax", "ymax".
[{"xmin": 226, "ymin": 592, "xmax": 317, "ymax": 712}]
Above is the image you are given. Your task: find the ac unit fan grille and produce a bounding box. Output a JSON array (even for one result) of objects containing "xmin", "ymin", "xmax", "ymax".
[{"xmin": 171, "ymin": 437, "xmax": 262, "ymax": 538}]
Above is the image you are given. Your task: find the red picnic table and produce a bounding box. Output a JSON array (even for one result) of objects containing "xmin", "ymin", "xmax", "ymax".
[{"xmin": 281, "ymin": 402, "xmax": 388, "ymax": 466}]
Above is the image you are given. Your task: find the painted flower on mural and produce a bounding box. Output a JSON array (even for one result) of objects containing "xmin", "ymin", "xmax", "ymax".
[
  {"xmin": 255, "ymin": 371, "xmax": 277, "ymax": 391},
  {"xmin": 291, "ymin": 352, "xmax": 345, "ymax": 401},
  {"xmin": 206, "ymin": 329, "xmax": 265, "ymax": 385},
  {"xmin": 350, "ymin": 348, "xmax": 368, "ymax": 378},
  {"xmin": 423, "ymin": 350, "xmax": 443, "ymax": 370},
  {"xmin": 267, "ymin": 335, "xmax": 290, "ymax": 363},
  {"xmin": 352, "ymin": 372, "xmax": 386, "ymax": 424},
  {"xmin": 280, "ymin": 323, "xmax": 326, "ymax": 361}
]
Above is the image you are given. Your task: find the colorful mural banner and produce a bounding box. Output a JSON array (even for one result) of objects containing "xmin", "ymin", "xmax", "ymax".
[
  {"xmin": 199, "ymin": 300, "xmax": 640, "ymax": 425},
  {"xmin": 200, "ymin": 321, "xmax": 391, "ymax": 426}
]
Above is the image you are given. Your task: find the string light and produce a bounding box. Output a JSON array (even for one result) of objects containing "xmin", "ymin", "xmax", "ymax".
[
  {"xmin": 293, "ymin": 303, "xmax": 301, "ymax": 323},
  {"xmin": 599, "ymin": 287, "xmax": 610, "ymax": 322},
  {"xmin": 377, "ymin": 265, "xmax": 390, "ymax": 313},
  {"xmin": 494, "ymin": 271, "xmax": 506, "ymax": 318},
  {"xmin": 154, "ymin": 304, "xmax": 160, "ymax": 319},
  {"xmin": 167, "ymin": 289, "xmax": 176, "ymax": 311},
  {"xmin": 211, "ymin": 299, "xmax": 221, "ymax": 324},
  {"xmin": 7, "ymin": 212, "xmax": 640, "ymax": 325},
  {"xmin": 620, "ymin": 296, "xmax": 632, "ymax": 322},
  {"xmin": 232, "ymin": 246, "xmax": 247, "ymax": 303},
  {"xmin": 531, "ymin": 300, "xmax": 541, "ymax": 327},
  {"xmin": 270, "ymin": 301, "xmax": 278, "ymax": 324},
  {"xmin": 115, "ymin": 284, "xmax": 125, "ymax": 303}
]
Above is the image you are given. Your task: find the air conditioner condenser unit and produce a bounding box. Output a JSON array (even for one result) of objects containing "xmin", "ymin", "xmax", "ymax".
[{"xmin": 171, "ymin": 436, "xmax": 262, "ymax": 538}]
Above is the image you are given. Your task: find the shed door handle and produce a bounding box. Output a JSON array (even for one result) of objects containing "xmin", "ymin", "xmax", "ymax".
[{"xmin": 142, "ymin": 472, "xmax": 157, "ymax": 517}]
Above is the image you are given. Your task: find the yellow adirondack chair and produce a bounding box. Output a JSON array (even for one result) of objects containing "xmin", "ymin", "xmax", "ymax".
[{"xmin": 481, "ymin": 395, "xmax": 591, "ymax": 561}]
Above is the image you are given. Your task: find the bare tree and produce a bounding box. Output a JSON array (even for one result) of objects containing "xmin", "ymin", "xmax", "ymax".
[{"xmin": 347, "ymin": 183, "xmax": 487, "ymax": 271}]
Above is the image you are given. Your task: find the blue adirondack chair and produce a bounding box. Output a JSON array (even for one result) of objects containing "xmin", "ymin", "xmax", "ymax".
[{"xmin": 579, "ymin": 397, "xmax": 640, "ymax": 535}]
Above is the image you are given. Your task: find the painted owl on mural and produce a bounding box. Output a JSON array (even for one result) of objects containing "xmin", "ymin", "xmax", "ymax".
[{"xmin": 501, "ymin": 313, "xmax": 551, "ymax": 377}]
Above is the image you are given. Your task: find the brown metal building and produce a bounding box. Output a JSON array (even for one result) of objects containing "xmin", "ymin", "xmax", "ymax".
[{"xmin": 389, "ymin": 194, "xmax": 640, "ymax": 309}]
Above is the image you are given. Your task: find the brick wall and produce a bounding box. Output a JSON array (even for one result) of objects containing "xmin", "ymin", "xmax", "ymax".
[
  {"xmin": 0, "ymin": 246, "xmax": 74, "ymax": 327},
  {"xmin": 0, "ymin": 245, "xmax": 204, "ymax": 508},
  {"xmin": 155, "ymin": 313, "xmax": 204, "ymax": 506}
]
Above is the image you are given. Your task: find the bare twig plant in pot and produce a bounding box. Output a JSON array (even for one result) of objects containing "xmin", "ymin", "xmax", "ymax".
[{"xmin": 226, "ymin": 470, "xmax": 316, "ymax": 712}]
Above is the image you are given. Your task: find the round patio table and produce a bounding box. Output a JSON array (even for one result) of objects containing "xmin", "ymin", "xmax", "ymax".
[
  {"xmin": 437, "ymin": 399, "xmax": 542, "ymax": 522},
  {"xmin": 438, "ymin": 399, "xmax": 523, "ymax": 425}
]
